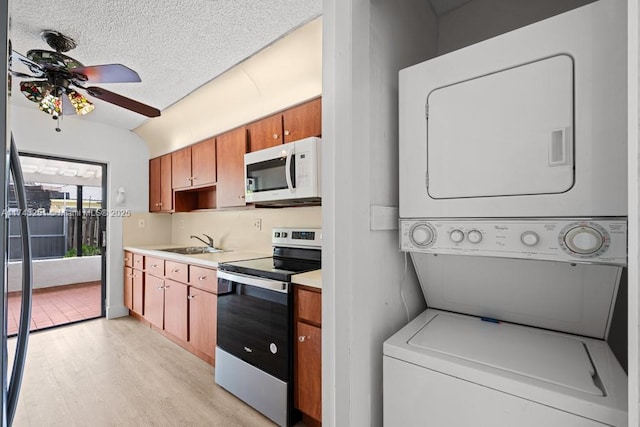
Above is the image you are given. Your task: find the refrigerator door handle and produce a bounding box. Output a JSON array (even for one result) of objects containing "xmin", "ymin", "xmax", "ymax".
[{"xmin": 6, "ymin": 134, "xmax": 32, "ymax": 425}]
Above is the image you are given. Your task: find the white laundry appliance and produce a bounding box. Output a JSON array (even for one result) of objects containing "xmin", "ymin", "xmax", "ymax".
[{"xmin": 385, "ymin": 0, "xmax": 629, "ymax": 426}]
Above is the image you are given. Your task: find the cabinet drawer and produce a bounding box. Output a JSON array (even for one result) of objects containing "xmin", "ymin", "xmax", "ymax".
[
  {"xmin": 188, "ymin": 265, "xmax": 218, "ymax": 293},
  {"xmin": 145, "ymin": 257, "xmax": 165, "ymax": 277},
  {"xmin": 133, "ymin": 253, "xmax": 144, "ymax": 270},
  {"xmin": 124, "ymin": 251, "xmax": 133, "ymax": 267},
  {"xmin": 166, "ymin": 260, "xmax": 188, "ymax": 283},
  {"xmin": 296, "ymin": 288, "xmax": 321, "ymax": 325}
]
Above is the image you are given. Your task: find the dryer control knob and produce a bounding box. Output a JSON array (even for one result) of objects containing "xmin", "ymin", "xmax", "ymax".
[
  {"xmin": 410, "ymin": 223, "xmax": 435, "ymax": 247},
  {"xmin": 521, "ymin": 231, "xmax": 540, "ymax": 247},
  {"xmin": 564, "ymin": 226, "xmax": 604, "ymax": 255},
  {"xmin": 450, "ymin": 229, "xmax": 464, "ymax": 243},
  {"xmin": 467, "ymin": 230, "xmax": 482, "ymax": 244}
]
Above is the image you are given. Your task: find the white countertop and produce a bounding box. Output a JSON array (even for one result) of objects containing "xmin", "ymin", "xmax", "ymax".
[
  {"xmin": 123, "ymin": 244, "xmax": 270, "ymax": 268},
  {"xmin": 292, "ymin": 269, "xmax": 322, "ymax": 289}
]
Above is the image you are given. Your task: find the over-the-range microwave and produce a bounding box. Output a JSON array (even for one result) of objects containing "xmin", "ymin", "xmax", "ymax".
[{"xmin": 244, "ymin": 136, "xmax": 321, "ymax": 206}]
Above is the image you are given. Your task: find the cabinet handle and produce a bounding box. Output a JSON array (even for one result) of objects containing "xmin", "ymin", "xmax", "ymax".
[
  {"xmin": 272, "ymin": 133, "xmax": 279, "ymax": 139},
  {"xmin": 157, "ymin": 286, "xmax": 164, "ymax": 290},
  {"xmin": 284, "ymin": 130, "xmax": 290, "ymax": 136},
  {"xmin": 165, "ymin": 285, "xmax": 170, "ymax": 289},
  {"xmin": 158, "ymin": 202, "xmax": 163, "ymax": 206},
  {"xmin": 125, "ymin": 258, "xmax": 130, "ymax": 262},
  {"xmin": 171, "ymin": 269, "xmax": 180, "ymax": 273},
  {"xmin": 238, "ymin": 195, "xmax": 245, "ymax": 199},
  {"xmin": 187, "ymin": 295, "xmax": 196, "ymax": 300},
  {"xmin": 192, "ymin": 176, "xmax": 197, "ymax": 181},
  {"xmin": 150, "ymin": 264, "xmax": 158, "ymax": 268},
  {"xmin": 298, "ymin": 336, "xmax": 310, "ymax": 342},
  {"xmin": 198, "ymin": 276, "xmax": 207, "ymax": 281}
]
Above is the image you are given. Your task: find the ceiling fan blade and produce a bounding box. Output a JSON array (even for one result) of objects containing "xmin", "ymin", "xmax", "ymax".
[
  {"xmin": 84, "ymin": 86, "xmax": 160, "ymax": 117},
  {"xmin": 11, "ymin": 50, "xmax": 45, "ymax": 77},
  {"xmin": 72, "ymin": 64, "xmax": 141, "ymax": 84}
]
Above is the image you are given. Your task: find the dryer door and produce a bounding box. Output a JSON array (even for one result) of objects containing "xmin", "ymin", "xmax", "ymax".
[{"xmin": 427, "ymin": 55, "xmax": 574, "ymax": 199}]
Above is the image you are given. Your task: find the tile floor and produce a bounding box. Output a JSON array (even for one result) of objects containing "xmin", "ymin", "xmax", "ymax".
[{"xmin": 7, "ymin": 281, "xmax": 102, "ymax": 335}]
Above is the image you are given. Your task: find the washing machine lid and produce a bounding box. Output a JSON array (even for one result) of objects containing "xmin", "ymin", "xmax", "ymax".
[{"xmin": 408, "ymin": 313, "xmax": 603, "ymax": 396}]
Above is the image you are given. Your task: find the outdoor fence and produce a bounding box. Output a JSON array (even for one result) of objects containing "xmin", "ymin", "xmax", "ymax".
[{"xmin": 8, "ymin": 211, "xmax": 101, "ymax": 261}]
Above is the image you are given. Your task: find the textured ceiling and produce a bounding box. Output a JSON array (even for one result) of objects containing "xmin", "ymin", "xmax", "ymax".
[{"xmin": 10, "ymin": 0, "xmax": 322, "ymax": 130}]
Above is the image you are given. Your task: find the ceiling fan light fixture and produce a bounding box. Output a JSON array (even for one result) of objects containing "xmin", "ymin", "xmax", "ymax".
[
  {"xmin": 20, "ymin": 81, "xmax": 48, "ymax": 103},
  {"xmin": 68, "ymin": 91, "xmax": 94, "ymax": 115},
  {"xmin": 39, "ymin": 93, "xmax": 61, "ymax": 116}
]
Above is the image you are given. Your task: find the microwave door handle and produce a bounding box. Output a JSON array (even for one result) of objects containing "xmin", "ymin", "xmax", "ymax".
[{"xmin": 285, "ymin": 149, "xmax": 294, "ymax": 193}]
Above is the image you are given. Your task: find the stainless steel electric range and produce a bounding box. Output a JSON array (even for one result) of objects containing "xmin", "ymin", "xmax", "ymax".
[{"xmin": 215, "ymin": 227, "xmax": 321, "ymax": 427}]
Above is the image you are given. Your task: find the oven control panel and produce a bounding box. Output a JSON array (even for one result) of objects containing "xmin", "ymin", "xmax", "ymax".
[
  {"xmin": 400, "ymin": 218, "xmax": 627, "ymax": 265},
  {"xmin": 272, "ymin": 227, "xmax": 322, "ymax": 248}
]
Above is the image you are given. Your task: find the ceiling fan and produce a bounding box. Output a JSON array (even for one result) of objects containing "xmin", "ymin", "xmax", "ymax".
[{"xmin": 10, "ymin": 30, "xmax": 160, "ymax": 131}]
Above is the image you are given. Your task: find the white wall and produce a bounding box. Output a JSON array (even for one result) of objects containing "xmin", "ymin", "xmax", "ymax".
[
  {"xmin": 7, "ymin": 256, "xmax": 101, "ymax": 292},
  {"xmin": 122, "ymin": 207, "xmax": 322, "ymax": 253},
  {"xmin": 437, "ymin": 0, "xmax": 596, "ymax": 55},
  {"xmin": 322, "ymin": 0, "xmax": 437, "ymax": 425},
  {"xmin": 12, "ymin": 106, "xmax": 150, "ymax": 319},
  {"xmin": 628, "ymin": 0, "xmax": 639, "ymax": 424}
]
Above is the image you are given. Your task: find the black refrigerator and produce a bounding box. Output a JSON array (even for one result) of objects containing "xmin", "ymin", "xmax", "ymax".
[{"xmin": 1, "ymin": 0, "xmax": 34, "ymax": 426}]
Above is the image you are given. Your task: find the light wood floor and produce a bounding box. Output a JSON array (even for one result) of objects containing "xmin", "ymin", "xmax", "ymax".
[{"xmin": 8, "ymin": 316, "xmax": 304, "ymax": 427}]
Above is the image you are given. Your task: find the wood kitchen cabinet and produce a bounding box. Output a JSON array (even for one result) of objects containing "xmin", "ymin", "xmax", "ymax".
[
  {"xmin": 144, "ymin": 273, "xmax": 165, "ymax": 329},
  {"xmin": 188, "ymin": 287, "xmax": 217, "ymax": 359},
  {"xmin": 246, "ymin": 97, "xmax": 322, "ymax": 152},
  {"xmin": 123, "ymin": 252, "xmax": 144, "ymax": 315},
  {"xmin": 172, "ymin": 137, "xmax": 217, "ymax": 190},
  {"xmin": 149, "ymin": 154, "xmax": 173, "ymax": 212},
  {"xmin": 164, "ymin": 279, "xmax": 189, "ymax": 342},
  {"xmin": 294, "ymin": 286, "xmax": 322, "ymax": 425},
  {"xmin": 216, "ymin": 127, "xmax": 247, "ymax": 208},
  {"xmin": 247, "ymin": 113, "xmax": 285, "ymax": 151},
  {"xmin": 282, "ymin": 97, "xmax": 322, "ymax": 143}
]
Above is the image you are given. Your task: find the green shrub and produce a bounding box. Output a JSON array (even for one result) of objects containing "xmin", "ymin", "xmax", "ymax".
[{"xmin": 64, "ymin": 245, "xmax": 101, "ymax": 257}]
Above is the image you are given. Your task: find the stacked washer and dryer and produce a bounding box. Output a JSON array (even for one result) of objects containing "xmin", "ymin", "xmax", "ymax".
[{"xmin": 384, "ymin": 1, "xmax": 629, "ymax": 426}]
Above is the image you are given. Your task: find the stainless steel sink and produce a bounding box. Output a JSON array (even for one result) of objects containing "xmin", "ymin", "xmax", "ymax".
[{"xmin": 158, "ymin": 246, "xmax": 226, "ymax": 255}]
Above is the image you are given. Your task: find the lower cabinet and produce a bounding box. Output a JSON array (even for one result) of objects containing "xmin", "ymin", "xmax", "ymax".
[
  {"xmin": 144, "ymin": 273, "xmax": 165, "ymax": 329},
  {"xmin": 123, "ymin": 251, "xmax": 219, "ymax": 365},
  {"xmin": 164, "ymin": 279, "xmax": 188, "ymax": 342},
  {"xmin": 294, "ymin": 286, "xmax": 322, "ymax": 425},
  {"xmin": 188, "ymin": 287, "xmax": 217, "ymax": 359}
]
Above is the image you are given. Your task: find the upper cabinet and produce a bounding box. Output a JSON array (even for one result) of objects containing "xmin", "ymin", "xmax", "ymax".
[
  {"xmin": 149, "ymin": 154, "xmax": 173, "ymax": 212},
  {"xmin": 247, "ymin": 97, "xmax": 322, "ymax": 152},
  {"xmin": 216, "ymin": 127, "xmax": 248, "ymax": 208},
  {"xmin": 283, "ymin": 97, "xmax": 322, "ymax": 143},
  {"xmin": 172, "ymin": 138, "xmax": 216, "ymax": 190},
  {"xmin": 247, "ymin": 113, "xmax": 283, "ymax": 152},
  {"xmin": 149, "ymin": 97, "xmax": 320, "ymax": 213}
]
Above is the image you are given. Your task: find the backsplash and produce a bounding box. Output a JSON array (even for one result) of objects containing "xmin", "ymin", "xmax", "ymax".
[{"xmin": 123, "ymin": 206, "xmax": 322, "ymax": 253}]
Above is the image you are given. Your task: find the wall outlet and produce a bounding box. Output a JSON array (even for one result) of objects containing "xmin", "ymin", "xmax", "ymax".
[
  {"xmin": 138, "ymin": 219, "xmax": 146, "ymax": 229},
  {"xmin": 179, "ymin": 220, "xmax": 185, "ymax": 229},
  {"xmin": 252, "ymin": 218, "xmax": 262, "ymax": 230}
]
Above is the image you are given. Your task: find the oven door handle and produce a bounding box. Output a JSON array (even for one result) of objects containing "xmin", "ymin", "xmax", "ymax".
[{"xmin": 218, "ymin": 270, "xmax": 288, "ymax": 293}]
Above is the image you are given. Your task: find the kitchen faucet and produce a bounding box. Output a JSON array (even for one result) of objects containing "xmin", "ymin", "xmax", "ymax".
[{"xmin": 190, "ymin": 233, "xmax": 215, "ymax": 248}]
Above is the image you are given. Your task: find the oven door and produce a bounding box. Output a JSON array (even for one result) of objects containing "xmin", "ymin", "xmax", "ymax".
[
  {"xmin": 216, "ymin": 270, "xmax": 291, "ymax": 381},
  {"xmin": 244, "ymin": 142, "xmax": 296, "ymax": 203}
]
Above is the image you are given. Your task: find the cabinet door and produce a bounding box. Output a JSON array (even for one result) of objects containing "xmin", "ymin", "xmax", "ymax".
[
  {"xmin": 172, "ymin": 146, "xmax": 192, "ymax": 190},
  {"xmin": 216, "ymin": 127, "xmax": 248, "ymax": 208},
  {"xmin": 132, "ymin": 269, "xmax": 144, "ymax": 315},
  {"xmin": 149, "ymin": 157, "xmax": 162, "ymax": 212},
  {"xmin": 188, "ymin": 287, "xmax": 217, "ymax": 359},
  {"xmin": 164, "ymin": 280, "xmax": 188, "ymax": 342},
  {"xmin": 144, "ymin": 273, "xmax": 165, "ymax": 329},
  {"xmin": 124, "ymin": 266, "xmax": 133, "ymax": 310},
  {"xmin": 295, "ymin": 321, "xmax": 322, "ymax": 421},
  {"xmin": 283, "ymin": 98, "xmax": 321, "ymax": 143},
  {"xmin": 160, "ymin": 154, "xmax": 173, "ymax": 211},
  {"xmin": 247, "ymin": 113, "xmax": 283, "ymax": 152},
  {"xmin": 191, "ymin": 138, "xmax": 216, "ymax": 186}
]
